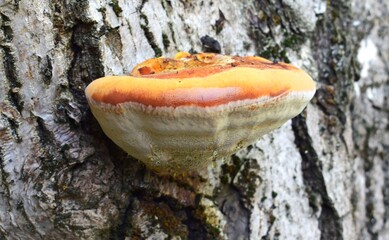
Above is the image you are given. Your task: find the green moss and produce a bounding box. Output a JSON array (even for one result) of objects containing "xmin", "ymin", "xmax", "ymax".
[
  {"xmin": 285, "ymin": 203, "xmax": 290, "ymax": 211},
  {"xmin": 109, "ymin": 0, "xmax": 122, "ymax": 16},
  {"xmin": 162, "ymin": 33, "xmax": 170, "ymax": 50},
  {"xmin": 241, "ymin": 170, "xmax": 260, "ymax": 200},
  {"xmin": 0, "ymin": 150, "xmax": 11, "ymax": 198},
  {"xmin": 194, "ymin": 205, "xmax": 222, "ymax": 238},
  {"xmin": 142, "ymin": 202, "xmax": 188, "ymax": 238},
  {"xmin": 243, "ymin": 41, "xmax": 251, "ymax": 51},
  {"xmin": 247, "ymin": 2, "xmax": 309, "ymax": 62},
  {"xmin": 282, "ymin": 32, "xmax": 305, "ymax": 49},
  {"xmin": 271, "ymin": 191, "xmax": 278, "ymax": 198},
  {"xmin": 97, "ymin": 7, "xmax": 106, "ymax": 14},
  {"xmin": 269, "ymin": 212, "xmax": 276, "ymax": 225},
  {"xmin": 220, "ymin": 156, "xmax": 241, "ymax": 179},
  {"xmin": 220, "ymin": 175, "xmax": 229, "ymax": 184},
  {"xmin": 308, "ymin": 193, "xmax": 319, "ymax": 213},
  {"xmin": 168, "ymin": 22, "xmax": 177, "ymax": 45},
  {"xmin": 140, "ymin": 13, "xmax": 149, "ymax": 25},
  {"xmin": 257, "ymin": 43, "xmax": 290, "ymax": 63},
  {"xmin": 140, "ymin": 14, "xmax": 163, "ymax": 57}
]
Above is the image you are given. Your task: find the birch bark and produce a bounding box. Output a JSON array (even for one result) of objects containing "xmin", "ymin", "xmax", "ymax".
[{"xmin": 0, "ymin": 0, "xmax": 388, "ymax": 239}]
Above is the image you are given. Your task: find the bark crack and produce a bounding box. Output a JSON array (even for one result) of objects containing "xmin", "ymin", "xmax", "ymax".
[
  {"xmin": 217, "ymin": 156, "xmax": 251, "ymax": 239},
  {"xmin": 16, "ymin": 200, "xmax": 42, "ymax": 238},
  {"xmin": 68, "ymin": 22, "xmax": 104, "ymax": 109},
  {"xmin": 0, "ymin": 146, "xmax": 11, "ymax": 202},
  {"xmin": 292, "ymin": 114, "xmax": 343, "ymax": 240},
  {"xmin": 115, "ymin": 194, "xmax": 135, "ymax": 240},
  {"xmin": 38, "ymin": 55, "xmax": 53, "ymax": 85},
  {"xmin": 139, "ymin": 0, "xmax": 163, "ymax": 57},
  {"xmin": 0, "ymin": 13, "xmax": 23, "ymax": 114},
  {"xmin": 35, "ymin": 117, "xmax": 62, "ymax": 174},
  {"xmin": 361, "ymin": 125, "xmax": 380, "ymax": 238}
]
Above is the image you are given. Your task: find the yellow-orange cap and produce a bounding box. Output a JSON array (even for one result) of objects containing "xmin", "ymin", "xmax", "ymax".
[{"xmin": 86, "ymin": 52, "xmax": 315, "ymax": 107}]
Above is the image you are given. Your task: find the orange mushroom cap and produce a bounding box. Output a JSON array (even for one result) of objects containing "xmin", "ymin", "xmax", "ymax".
[
  {"xmin": 86, "ymin": 53, "xmax": 314, "ymax": 108},
  {"xmin": 85, "ymin": 52, "xmax": 316, "ymax": 174}
]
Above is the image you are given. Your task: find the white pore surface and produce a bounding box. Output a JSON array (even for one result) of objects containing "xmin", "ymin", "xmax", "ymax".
[{"xmin": 88, "ymin": 90, "xmax": 315, "ymax": 173}]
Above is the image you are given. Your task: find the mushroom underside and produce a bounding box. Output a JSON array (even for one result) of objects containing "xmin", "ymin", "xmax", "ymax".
[{"xmin": 88, "ymin": 91, "xmax": 313, "ymax": 173}]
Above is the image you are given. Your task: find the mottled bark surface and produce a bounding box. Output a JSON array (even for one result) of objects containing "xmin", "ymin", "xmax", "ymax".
[{"xmin": 0, "ymin": 0, "xmax": 388, "ymax": 239}]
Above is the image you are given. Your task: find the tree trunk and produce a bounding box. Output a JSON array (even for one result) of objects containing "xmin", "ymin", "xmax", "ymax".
[{"xmin": 0, "ymin": 0, "xmax": 388, "ymax": 239}]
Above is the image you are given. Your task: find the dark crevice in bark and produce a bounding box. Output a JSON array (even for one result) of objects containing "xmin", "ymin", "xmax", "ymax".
[
  {"xmin": 185, "ymin": 208, "xmax": 210, "ymax": 240},
  {"xmin": 113, "ymin": 174, "xmax": 157, "ymax": 238},
  {"xmin": 216, "ymin": 156, "xmax": 251, "ymax": 239},
  {"xmin": 138, "ymin": 175, "xmax": 210, "ymax": 239},
  {"xmin": 139, "ymin": 0, "xmax": 163, "ymax": 57},
  {"xmin": 162, "ymin": 194, "xmax": 206, "ymax": 239},
  {"xmin": 104, "ymin": 27, "xmax": 123, "ymax": 62},
  {"xmin": 139, "ymin": 15, "xmax": 163, "ymax": 57},
  {"xmin": 16, "ymin": 201, "xmax": 41, "ymax": 238},
  {"xmin": 38, "ymin": 55, "xmax": 53, "ymax": 85},
  {"xmin": 114, "ymin": 187, "xmax": 203, "ymax": 240},
  {"xmin": 292, "ymin": 114, "xmax": 343, "ymax": 240},
  {"xmin": 2, "ymin": 115, "xmax": 21, "ymax": 143},
  {"xmin": 383, "ymin": 143, "xmax": 389, "ymax": 229},
  {"xmin": 0, "ymin": 229, "xmax": 5, "ymax": 238},
  {"xmin": 154, "ymin": 196, "xmax": 201, "ymax": 239},
  {"xmin": 114, "ymin": 194, "xmax": 135, "ymax": 240},
  {"xmin": 161, "ymin": 0, "xmax": 179, "ymax": 53},
  {"xmin": 162, "ymin": 32, "xmax": 170, "ymax": 51},
  {"xmin": 12, "ymin": 0, "xmax": 20, "ymax": 10},
  {"xmin": 0, "ymin": 14, "xmax": 23, "ymax": 114},
  {"xmin": 261, "ymin": 211, "xmax": 277, "ymax": 240},
  {"xmin": 383, "ymin": 83, "xmax": 389, "ymax": 234},
  {"xmin": 35, "ymin": 117, "xmax": 63, "ymax": 174},
  {"xmin": 0, "ymin": 146, "xmax": 11, "ymax": 201},
  {"xmin": 50, "ymin": 0, "xmax": 75, "ymax": 45},
  {"xmin": 361, "ymin": 126, "xmax": 379, "ymax": 239},
  {"xmin": 109, "ymin": 0, "xmax": 123, "ymax": 17},
  {"xmin": 55, "ymin": 99, "xmax": 83, "ymax": 129},
  {"xmin": 218, "ymin": 186, "xmax": 250, "ymax": 239},
  {"xmin": 68, "ymin": 22, "xmax": 104, "ymax": 114},
  {"xmin": 167, "ymin": 22, "xmax": 177, "ymax": 47}
]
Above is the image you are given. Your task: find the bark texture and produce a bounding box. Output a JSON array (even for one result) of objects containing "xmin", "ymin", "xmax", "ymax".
[{"xmin": 0, "ymin": 0, "xmax": 388, "ymax": 239}]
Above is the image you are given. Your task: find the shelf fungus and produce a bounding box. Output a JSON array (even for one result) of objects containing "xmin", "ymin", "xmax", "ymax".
[{"xmin": 85, "ymin": 52, "xmax": 316, "ymax": 173}]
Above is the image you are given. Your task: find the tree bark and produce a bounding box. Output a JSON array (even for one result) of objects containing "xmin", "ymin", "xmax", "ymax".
[{"xmin": 0, "ymin": 0, "xmax": 388, "ymax": 239}]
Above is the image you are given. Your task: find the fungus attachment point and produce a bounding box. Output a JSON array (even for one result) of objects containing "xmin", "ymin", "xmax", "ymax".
[{"xmin": 85, "ymin": 53, "xmax": 316, "ymax": 174}]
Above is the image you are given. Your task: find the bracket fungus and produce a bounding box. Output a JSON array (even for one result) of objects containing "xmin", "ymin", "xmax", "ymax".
[{"xmin": 85, "ymin": 52, "xmax": 316, "ymax": 173}]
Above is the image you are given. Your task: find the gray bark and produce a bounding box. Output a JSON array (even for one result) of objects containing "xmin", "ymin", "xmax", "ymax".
[{"xmin": 0, "ymin": 0, "xmax": 388, "ymax": 239}]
